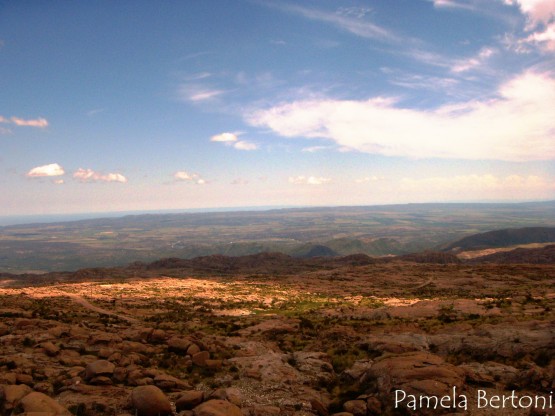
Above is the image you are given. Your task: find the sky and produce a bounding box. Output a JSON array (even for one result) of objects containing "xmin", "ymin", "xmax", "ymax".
[{"xmin": 1, "ymin": 0, "xmax": 555, "ymax": 217}]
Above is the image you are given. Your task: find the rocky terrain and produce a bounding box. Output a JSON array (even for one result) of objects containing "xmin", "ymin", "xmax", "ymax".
[{"xmin": 0, "ymin": 254, "xmax": 554, "ymax": 415}]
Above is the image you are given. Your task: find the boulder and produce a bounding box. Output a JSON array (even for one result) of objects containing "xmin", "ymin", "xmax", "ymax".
[
  {"xmin": 0, "ymin": 384, "xmax": 33, "ymax": 414},
  {"xmin": 153, "ymin": 373, "xmax": 191, "ymax": 391},
  {"xmin": 175, "ymin": 390, "xmax": 204, "ymax": 411},
  {"xmin": 16, "ymin": 391, "xmax": 72, "ymax": 415},
  {"xmin": 129, "ymin": 385, "xmax": 172, "ymax": 416},
  {"xmin": 167, "ymin": 336, "xmax": 192, "ymax": 353},
  {"xmin": 84, "ymin": 359, "xmax": 115, "ymax": 381},
  {"xmin": 41, "ymin": 341, "xmax": 60, "ymax": 357},
  {"xmin": 343, "ymin": 400, "xmax": 366, "ymax": 416},
  {"xmin": 193, "ymin": 399, "xmax": 242, "ymax": 416},
  {"xmin": 192, "ymin": 351, "xmax": 210, "ymax": 367}
]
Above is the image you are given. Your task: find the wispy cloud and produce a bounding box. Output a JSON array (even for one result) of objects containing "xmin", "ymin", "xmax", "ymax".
[
  {"xmin": 431, "ymin": 0, "xmax": 479, "ymax": 12},
  {"xmin": 73, "ymin": 168, "xmax": 128, "ymax": 183},
  {"xmin": 272, "ymin": 3, "xmax": 401, "ymax": 43},
  {"xmin": 189, "ymin": 89, "xmax": 226, "ymax": 102},
  {"xmin": 86, "ymin": 108, "xmax": 105, "ymax": 117},
  {"xmin": 11, "ymin": 117, "xmax": 49, "ymax": 128},
  {"xmin": 174, "ymin": 171, "xmax": 206, "ymax": 185},
  {"xmin": 1, "ymin": 116, "xmax": 49, "ymax": 128},
  {"xmin": 301, "ymin": 145, "xmax": 334, "ymax": 153},
  {"xmin": 451, "ymin": 47, "xmax": 498, "ymax": 73},
  {"xmin": 289, "ymin": 175, "xmax": 332, "ymax": 185},
  {"xmin": 247, "ymin": 71, "xmax": 555, "ymax": 161},
  {"xmin": 26, "ymin": 163, "xmax": 65, "ymax": 177},
  {"xmin": 233, "ymin": 140, "xmax": 258, "ymax": 150},
  {"xmin": 179, "ymin": 85, "xmax": 227, "ymax": 102}
]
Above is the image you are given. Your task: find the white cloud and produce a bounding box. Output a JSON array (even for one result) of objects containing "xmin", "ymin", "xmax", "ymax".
[
  {"xmin": 0, "ymin": 116, "xmax": 8, "ymax": 123},
  {"xmin": 233, "ymin": 140, "xmax": 258, "ymax": 151},
  {"xmin": 53, "ymin": 179, "xmax": 65, "ymax": 185},
  {"xmin": 289, "ymin": 176, "xmax": 332, "ymax": 185},
  {"xmin": 174, "ymin": 171, "xmax": 206, "ymax": 185},
  {"xmin": 504, "ymin": 0, "xmax": 555, "ymax": 52},
  {"xmin": 505, "ymin": 0, "xmax": 555, "ymax": 27},
  {"xmin": 11, "ymin": 117, "xmax": 48, "ymax": 128},
  {"xmin": 524, "ymin": 21, "xmax": 555, "ymax": 51},
  {"xmin": 248, "ymin": 71, "xmax": 555, "ymax": 161},
  {"xmin": 210, "ymin": 132, "xmax": 239, "ymax": 142},
  {"xmin": 73, "ymin": 168, "xmax": 128, "ymax": 183},
  {"xmin": 27, "ymin": 163, "xmax": 65, "ymax": 177},
  {"xmin": 210, "ymin": 132, "xmax": 257, "ymax": 150}
]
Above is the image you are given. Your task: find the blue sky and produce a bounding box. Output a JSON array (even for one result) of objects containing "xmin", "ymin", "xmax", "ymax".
[{"xmin": 1, "ymin": 0, "xmax": 554, "ymax": 216}]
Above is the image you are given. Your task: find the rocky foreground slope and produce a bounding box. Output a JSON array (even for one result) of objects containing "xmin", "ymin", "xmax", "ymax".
[{"xmin": 0, "ymin": 257, "xmax": 554, "ymax": 415}]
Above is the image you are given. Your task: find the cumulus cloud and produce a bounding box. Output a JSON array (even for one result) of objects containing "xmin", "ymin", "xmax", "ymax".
[
  {"xmin": 27, "ymin": 163, "xmax": 65, "ymax": 177},
  {"xmin": 174, "ymin": 171, "xmax": 206, "ymax": 185},
  {"xmin": 523, "ymin": 21, "xmax": 555, "ymax": 51},
  {"xmin": 211, "ymin": 132, "xmax": 239, "ymax": 142},
  {"xmin": 505, "ymin": 0, "xmax": 555, "ymax": 51},
  {"xmin": 248, "ymin": 71, "xmax": 555, "ymax": 161},
  {"xmin": 505, "ymin": 0, "xmax": 555, "ymax": 27},
  {"xmin": 73, "ymin": 168, "xmax": 128, "ymax": 183},
  {"xmin": 210, "ymin": 132, "xmax": 258, "ymax": 150},
  {"xmin": 11, "ymin": 117, "xmax": 48, "ymax": 128},
  {"xmin": 289, "ymin": 176, "xmax": 332, "ymax": 185}
]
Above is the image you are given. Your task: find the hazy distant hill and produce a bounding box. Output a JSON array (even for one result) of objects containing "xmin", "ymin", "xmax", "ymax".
[
  {"xmin": 443, "ymin": 227, "xmax": 555, "ymax": 252},
  {"xmin": 470, "ymin": 244, "xmax": 555, "ymax": 264},
  {"xmin": 1, "ymin": 201, "xmax": 554, "ymax": 272}
]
